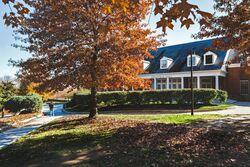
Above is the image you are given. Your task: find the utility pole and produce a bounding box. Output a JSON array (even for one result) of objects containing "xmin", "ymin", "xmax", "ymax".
[{"xmin": 190, "ymin": 53, "xmax": 194, "ymax": 116}]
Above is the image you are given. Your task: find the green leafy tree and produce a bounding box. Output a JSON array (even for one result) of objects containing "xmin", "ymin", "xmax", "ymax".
[
  {"xmin": 0, "ymin": 81, "xmax": 16, "ymax": 100},
  {"xmin": 0, "ymin": 81, "xmax": 16, "ymax": 117},
  {"xmin": 18, "ymin": 81, "xmax": 29, "ymax": 96}
]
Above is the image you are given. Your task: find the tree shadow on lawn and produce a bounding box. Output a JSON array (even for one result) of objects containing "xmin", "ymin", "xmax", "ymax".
[
  {"xmin": 0, "ymin": 117, "xmax": 249, "ymax": 167},
  {"xmin": 74, "ymin": 104, "xmax": 223, "ymax": 115}
]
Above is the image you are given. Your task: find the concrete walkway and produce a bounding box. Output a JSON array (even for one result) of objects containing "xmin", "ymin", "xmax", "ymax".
[
  {"xmin": 195, "ymin": 101, "xmax": 250, "ymax": 115},
  {"xmin": 0, "ymin": 104, "xmax": 64, "ymax": 149}
]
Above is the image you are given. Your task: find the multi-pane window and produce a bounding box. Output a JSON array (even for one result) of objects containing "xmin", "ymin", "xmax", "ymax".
[
  {"xmin": 240, "ymin": 80, "xmax": 249, "ymax": 95},
  {"xmin": 160, "ymin": 60, "xmax": 168, "ymax": 69},
  {"xmin": 205, "ymin": 54, "xmax": 213, "ymax": 64},
  {"xmin": 201, "ymin": 77, "xmax": 213, "ymax": 88},
  {"xmin": 187, "ymin": 77, "xmax": 197, "ymax": 88},
  {"xmin": 157, "ymin": 79, "xmax": 167, "ymax": 90},
  {"xmin": 187, "ymin": 55, "xmax": 200, "ymax": 67},
  {"xmin": 204, "ymin": 51, "xmax": 217, "ymax": 65},
  {"xmin": 169, "ymin": 78, "xmax": 182, "ymax": 89},
  {"xmin": 187, "ymin": 56, "xmax": 196, "ymax": 67},
  {"xmin": 160, "ymin": 57, "xmax": 173, "ymax": 69}
]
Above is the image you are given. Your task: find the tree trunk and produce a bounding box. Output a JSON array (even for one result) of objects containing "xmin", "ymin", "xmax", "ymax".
[
  {"xmin": 89, "ymin": 85, "xmax": 98, "ymax": 118},
  {"xmin": 89, "ymin": 52, "xmax": 98, "ymax": 118}
]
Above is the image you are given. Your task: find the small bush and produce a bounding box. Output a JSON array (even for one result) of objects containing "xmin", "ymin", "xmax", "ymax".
[
  {"xmin": 4, "ymin": 94, "xmax": 43, "ymax": 113},
  {"xmin": 66, "ymin": 89, "xmax": 228, "ymax": 111},
  {"xmin": 216, "ymin": 90, "xmax": 228, "ymax": 103}
]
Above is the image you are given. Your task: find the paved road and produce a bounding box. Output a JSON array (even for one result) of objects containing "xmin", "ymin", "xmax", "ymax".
[{"xmin": 0, "ymin": 104, "xmax": 64, "ymax": 149}]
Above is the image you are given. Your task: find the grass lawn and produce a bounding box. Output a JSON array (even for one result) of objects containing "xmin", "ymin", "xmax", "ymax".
[
  {"xmin": 196, "ymin": 103, "xmax": 235, "ymax": 111},
  {"xmin": 0, "ymin": 114, "xmax": 249, "ymax": 167},
  {"xmin": 67, "ymin": 103, "xmax": 234, "ymax": 114},
  {"xmin": 109, "ymin": 114, "xmax": 224, "ymax": 124}
]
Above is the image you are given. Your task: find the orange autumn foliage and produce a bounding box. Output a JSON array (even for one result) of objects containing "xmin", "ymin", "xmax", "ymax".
[
  {"xmin": 27, "ymin": 83, "xmax": 53, "ymax": 101},
  {"xmin": 101, "ymin": 57, "xmax": 151, "ymax": 91},
  {"xmin": 3, "ymin": 0, "xmax": 157, "ymax": 117},
  {"xmin": 195, "ymin": 0, "xmax": 250, "ymax": 62}
]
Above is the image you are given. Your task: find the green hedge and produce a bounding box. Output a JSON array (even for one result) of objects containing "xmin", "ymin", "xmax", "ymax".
[
  {"xmin": 4, "ymin": 94, "xmax": 43, "ymax": 113},
  {"xmin": 66, "ymin": 89, "xmax": 228, "ymax": 110}
]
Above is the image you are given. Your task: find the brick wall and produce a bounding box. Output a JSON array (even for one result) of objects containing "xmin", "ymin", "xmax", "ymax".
[{"xmin": 225, "ymin": 65, "xmax": 250, "ymax": 101}]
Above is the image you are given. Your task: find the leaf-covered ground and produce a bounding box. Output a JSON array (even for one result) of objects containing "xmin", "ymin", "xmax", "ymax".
[
  {"xmin": 0, "ymin": 113, "xmax": 38, "ymax": 132},
  {"xmin": 0, "ymin": 115, "xmax": 249, "ymax": 167}
]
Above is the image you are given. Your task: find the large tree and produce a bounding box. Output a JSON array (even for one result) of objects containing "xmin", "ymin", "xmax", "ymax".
[
  {"xmin": 195, "ymin": 0, "xmax": 250, "ymax": 62},
  {"xmin": 3, "ymin": 0, "xmax": 213, "ymax": 32},
  {"xmin": 3, "ymin": 0, "xmax": 157, "ymax": 118}
]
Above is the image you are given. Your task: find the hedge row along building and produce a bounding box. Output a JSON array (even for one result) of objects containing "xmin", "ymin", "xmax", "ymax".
[{"xmin": 140, "ymin": 39, "xmax": 250, "ymax": 101}]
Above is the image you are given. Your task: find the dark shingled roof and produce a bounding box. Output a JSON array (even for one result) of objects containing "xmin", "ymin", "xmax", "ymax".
[{"xmin": 147, "ymin": 39, "xmax": 227, "ymax": 74}]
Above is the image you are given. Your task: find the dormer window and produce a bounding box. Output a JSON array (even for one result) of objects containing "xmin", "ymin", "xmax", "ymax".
[
  {"xmin": 160, "ymin": 57, "xmax": 173, "ymax": 69},
  {"xmin": 204, "ymin": 51, "xmax": 217, "ymax": 65},
  {"xmin": 143, "ymin": 60, "xmax": 150, "ymax": 70},
  {"xmin": 187, "ymin": 54, "xmax": 200, "ymax": 67}
]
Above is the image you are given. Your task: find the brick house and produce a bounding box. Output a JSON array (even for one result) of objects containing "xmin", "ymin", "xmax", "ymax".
[
  {"xmin": 140, "ymin": 39, "xmax": 250, "ymax": 101},
  {"xmin": 225, "ymin": 63, "xmax": 250, "ymax": 101}
]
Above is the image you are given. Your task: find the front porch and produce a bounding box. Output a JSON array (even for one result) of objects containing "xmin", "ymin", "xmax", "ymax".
[{"xmin": 140, "ymin": 70, "xmax": 227, "ymax": 90}]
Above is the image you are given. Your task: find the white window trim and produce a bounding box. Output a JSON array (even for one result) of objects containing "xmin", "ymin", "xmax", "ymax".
[
  {"xmin": 240, "ymin": 80, "xmax": 249, "ymax": 95},
  {"xmin": 200, "ymin": 77, "xmax": 213, "ymax": 89},
  {"xmin": 140, "ymin": 70, "xmax": 227, "ymax": 79},
  {"xmin": 156, "ymin": 78, "xmax": 167, "ymax": 90},
  {"xmin": 160, "ymin": 57, "xmax": 173, "ymax": 69},
  {"xmin": 204, "ymin": 51, "xmax": 217, "ymax": 65},
  {"xmin": 143, "ymin": 60, "xmax": 150, "ymax": 70},
  {"xmin": 169, "ymin": 77, "xmax": 182, "ymax": 89},
  {"xmin": 187, "ymin": 54, "xmax": 200, "ymax": 67}
]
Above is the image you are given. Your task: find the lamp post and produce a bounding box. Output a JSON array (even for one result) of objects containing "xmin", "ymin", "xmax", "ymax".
[{"xmin": 190, "ymin": 53, "xmax": 194, "ymax": 116}]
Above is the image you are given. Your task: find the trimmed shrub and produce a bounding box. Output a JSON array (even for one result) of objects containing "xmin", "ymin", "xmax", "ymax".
[
  {"xmin": 216, "ymin": 90, "xmax": 228, "ymax": 103},
  {"xmin": 65, "ymin": 89, "xmax": 228, "ymax": 111},
  {"xmin": 98, "ymin": 91, "xmax": 127, "ymax": 106},
  {"xmin": 193, "ymin": 89, "xmax": 218, "ymax": 105},
  {"xmin": 4, "ymin": 94, "xmax": 43, "ymax": 113},
  {"xmin": 127, "ymin": 91, "xmax": 143, "ymax": 105}
]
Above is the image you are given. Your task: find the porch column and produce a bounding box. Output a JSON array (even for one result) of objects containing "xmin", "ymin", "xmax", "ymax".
[
  {"xmin": 197, "ymin": 76, "xmax": 200, "ymax": 89},
  {"xmin": 153, "ymin": 78, "xmax": 157, "ymax": 90},
  {"xmin": 215, "ymin": 76, "xmax": 219, "ymax": 90},
  {"xmin": 166, "ymin": 77, "xmax": 170, "ymax": 89},
  {"xmin": 181, "ymin": 77, "xmax": 184, "ymax": 89}
]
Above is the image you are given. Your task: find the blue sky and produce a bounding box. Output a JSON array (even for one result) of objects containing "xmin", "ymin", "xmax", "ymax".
[{"xmin": 0, "ymin": 0, "xmax": 214, "ymax": 77}]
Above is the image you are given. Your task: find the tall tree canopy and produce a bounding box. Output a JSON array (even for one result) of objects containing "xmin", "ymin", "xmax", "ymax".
[
  {"xmin": 195, "ymin": 0, "xmax": 250, "ymax": 62},
  {"xmin": 3, "ymin": 0, "xmax": 157, "ymax": 118},
  {"xmin": 3, "ymin": 0, "xmax": 213, "ymax": 33}
]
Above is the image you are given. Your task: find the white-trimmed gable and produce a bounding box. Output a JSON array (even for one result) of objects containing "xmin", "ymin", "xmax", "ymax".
[
  {"xmin": 187, "ymin": 54, "xmax": 200, "ymax": 67},
  {"xmin": 204, "ymin": 51, "xmax": 217, "ymax": 65},
  {"xmin": 160, "ymin": 57, "xmax": 173, "ymax": 69}
]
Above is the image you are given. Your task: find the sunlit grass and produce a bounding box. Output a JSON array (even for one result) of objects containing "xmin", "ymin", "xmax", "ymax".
[
  {"xmin": 196, "ymin": 104, "xmax": 234, "ymax": 111},
  {"xmin": 108, "ymin": 114, "xmax": 224, "ymax": 124}
]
